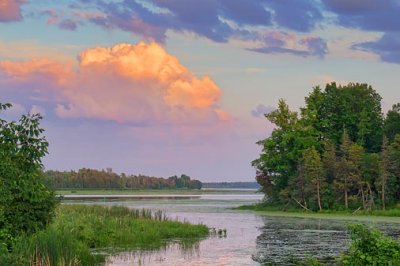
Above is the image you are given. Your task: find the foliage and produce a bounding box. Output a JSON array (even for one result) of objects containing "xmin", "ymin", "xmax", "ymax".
[
  {"xmin": 44, "ymin": 169, "xmax": 202, "ymax": 190},
  {"xmin": 253, "ymin": 83, "xmax": 400, "ymax": 211},
  {"xmin": 383, "ymin": 104, "xmax": 400, "ymax": 142},
  {"xmin": 0, "ymin": 103, "xmax": 57, "ymax": 247},
  {"xmin": 340, "ymin": 224, "xmax": 400, "ymax": 266},
  {"xmin": 0, "ymin": 205, "xmax": 209, "ymax": 265}
]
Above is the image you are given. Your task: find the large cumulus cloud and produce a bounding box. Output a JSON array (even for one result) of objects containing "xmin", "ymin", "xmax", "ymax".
[{"xmin": 0, "ymin": 42, "xmax": 228, "ymax": 125}]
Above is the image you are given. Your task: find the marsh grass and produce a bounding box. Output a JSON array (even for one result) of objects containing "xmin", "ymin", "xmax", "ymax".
[
  {"xmin": 237, "ymin": 202, "xmax": 400, "ymax": 217},
  {"xmin": 2, "ymin": 205, "xmax": 208, "ymax": 265}
]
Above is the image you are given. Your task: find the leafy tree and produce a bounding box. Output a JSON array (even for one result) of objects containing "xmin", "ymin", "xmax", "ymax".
[
  {"xmin": 301, "ymin": 147, "xmax": 324, "ymax": 211},
  {"xmin": 378, "ymin": 137, "xmax": 390, "ymax": 210},
  {"xmin": 252, "ymin": 99, "xmax": 319, "ymax": 203},
  {"xmin": 383, "ymin": 104, "xmax": 400, "ymax": 142},
  {"xmin": 335, "ymin": 131, "xmax": 352, "ymax": 209},
  {"xmin": 0, "ymin": 103, "xmax": 57, "ymax": 247},
  {"xmin": 389, "ymin": 135, "xmax": 400, "ymax": 200},
  {"xmin": 254, "ymin": 83, "xmax": 400, "ymax": 211},
  {"xmin": 304, "ymin": 83, "xmax": 383, "ymax": 152},
  {"xmin": 361, "ymin": 153, "xmax": 379, "ymax": 210}
]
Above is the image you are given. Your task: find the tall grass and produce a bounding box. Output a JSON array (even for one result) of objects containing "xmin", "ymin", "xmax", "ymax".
[
  {"xmin": 238, "ymin": 202, "xmax": 400, "ymax": 217},
  {"xmin": 1, "ymin": 205, "xmax": 208, "ymax": 265}
]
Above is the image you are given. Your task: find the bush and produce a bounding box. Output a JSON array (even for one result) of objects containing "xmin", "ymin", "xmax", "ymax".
[
  {"xmin": 340, "ymin": 224, "xmax": 400, "ymax": 265},
  {"xmin": 0, "ymin": 103, "xmax": 57, "ymax": 247}
]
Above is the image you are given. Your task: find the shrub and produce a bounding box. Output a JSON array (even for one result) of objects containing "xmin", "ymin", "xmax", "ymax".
[
  {"xmin": 340, "ymin": 224, "xmax": 400, "ymax": 265},
  {"xmin": 0, "ymin": 103, "xmax": 57, "ymax": 247}
]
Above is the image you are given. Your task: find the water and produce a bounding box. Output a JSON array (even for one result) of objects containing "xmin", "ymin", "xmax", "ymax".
[{"xmin": 73, "ymin": 193, "xmax": 400, "ymax": 265}]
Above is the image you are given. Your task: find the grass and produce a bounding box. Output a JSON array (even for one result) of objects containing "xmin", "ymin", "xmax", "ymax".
[
  {"xmin": 237, "ymin": 202, "xmax": 400, "ymax": 223},
  {"xmin": 1, "ymin": 205, "xmax": 209, "ymax": 265}
]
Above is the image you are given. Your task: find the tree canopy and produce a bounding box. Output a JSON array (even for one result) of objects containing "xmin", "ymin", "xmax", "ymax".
[
  {"xmin": 253, "ymin": 83, "xmax": 400, "ymax": 211},
  {"xmin": 0, "ymin": 103, "xmax": 57, "ymax": 248}
]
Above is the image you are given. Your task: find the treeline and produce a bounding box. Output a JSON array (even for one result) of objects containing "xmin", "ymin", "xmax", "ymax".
[
  {"xmin": 253, "ymin": 83, "xmax": 400, "ymax": 211},
  {"xmin": 43, "ymin": 168, "xmax": 202, "ymax": 190},
  {"xmin": 203, "ymin": 182, "xmax": 260, "ymax": 189}
]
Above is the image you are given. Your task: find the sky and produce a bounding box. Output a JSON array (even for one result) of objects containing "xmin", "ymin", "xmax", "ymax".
[{"xmin": 0, "ymin": 0, "xmax": 399, "ymax": 182}]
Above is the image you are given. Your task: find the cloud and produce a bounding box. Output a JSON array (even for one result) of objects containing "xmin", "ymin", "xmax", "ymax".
[
  {"xmin": 352, "ymin": 32, "xmax": 400, "ymax": 64},
  {"xmin": 2, "ymin": 102, "xmax": 25, "ymax": 119},
  {"xmin": 322, "ymin": 0, "xmax": 400, "ymax": 32},
  {"xmin": 0, "ymin": 0, "xmax": 25, "ymax": 22},
  {"xmin": 251, "ymin": 104, "xmax": 275, "ymax": 118},
  {"xmin": 30, "ymin": 105, "xmax": 46, "ymax": 116},
  {"xmin": 311, "ymin": 74, "xmax": 348, "ymax": 86},
  {"xmin": 248, "ymin": 32, "xmax": 328, "ymax": 58},
  {"xmin": 61, "ymin": 0, "xmax": 325, "ymax": 57},
  {"xmin": 0, "ymin": 42, "xmax": 227, "ymax": 126},
  {"xmin": 58, "ymin": 19, "xmax": 78, "ymax": 31}
]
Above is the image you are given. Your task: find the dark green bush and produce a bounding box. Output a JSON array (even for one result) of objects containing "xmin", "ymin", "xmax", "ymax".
[
  {"xmin": 0, "ymin": 103, "xmax": 57, "ymax": 247},
  {"xmin": 340, "ymin": 224, "xmax": 400, "ymax": 266}
]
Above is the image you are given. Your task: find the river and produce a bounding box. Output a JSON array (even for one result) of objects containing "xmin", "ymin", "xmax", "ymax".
[{"xmin": 69, "ymin": 192, "xmax": 400, "ymax": 265}]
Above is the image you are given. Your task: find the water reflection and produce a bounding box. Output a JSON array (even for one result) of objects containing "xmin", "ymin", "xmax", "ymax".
[
  {"xmin": 107, "ymin": 241, "xmax": 202, "ymax": 266},
  {"xmin": 71, "ymin": 194, "xmax": 400, "ymax": 265},
  {"xmin": 253, "ymin": 216, "xmax": 400, "ymax": 265}
]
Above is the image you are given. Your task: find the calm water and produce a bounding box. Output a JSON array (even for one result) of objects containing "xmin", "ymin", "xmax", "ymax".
[{"xmin": 74, "ymin": 193, "xmax": 400, "ymax": 265}]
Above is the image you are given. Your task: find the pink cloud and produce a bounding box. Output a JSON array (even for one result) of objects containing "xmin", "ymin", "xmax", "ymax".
[
  {"xmin": 0, "ymin": 42, "xmax": 227, "ymax": 126},
  {"xmin": 0, "ymin": 0, "xmax": 25, "ymax": 22}
]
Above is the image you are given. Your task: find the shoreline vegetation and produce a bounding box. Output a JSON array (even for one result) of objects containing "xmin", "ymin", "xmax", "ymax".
[
  {"xmin": 55, "ymin": 188, "xmax": 260, "ymax": 196},
  {"xmin": 0, "ymin": 205, "xmax": 209, "ymax": 265},
  {"xmin": 237, "ymin": 202, "xmax": 400, "ymax": 222}
]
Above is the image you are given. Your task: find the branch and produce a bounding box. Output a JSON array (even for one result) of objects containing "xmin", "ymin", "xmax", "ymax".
[{"xmin": 292, "ymin": 198, "xmax": 312, "ymax": 212}]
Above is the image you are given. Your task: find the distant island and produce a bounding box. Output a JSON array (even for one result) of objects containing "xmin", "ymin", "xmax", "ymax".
[
  {"xmin": 202, "ymin": 182, "xmax": 260, "ymax": 189},
  {"xmin": 44, "ymin": 169, "xmax": 202, "ymax": 190}
]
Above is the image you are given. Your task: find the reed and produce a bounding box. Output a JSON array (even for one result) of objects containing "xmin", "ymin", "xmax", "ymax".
[{"xmin": 2, "ymin": 205, "xmax": 208, "ymax": 265}]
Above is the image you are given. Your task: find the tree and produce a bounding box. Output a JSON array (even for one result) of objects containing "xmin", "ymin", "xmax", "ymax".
[
  {"xmin": 389, "ymin": 135, "xmax": 400, "ymax": 200},
  {"xmin": 0, "ymin": 103, "xmax": 57, "ymax": 247},
  {"xmin": 383, "ymin": 104, "xmax": 400, "ymax": 142},
  {"xmin": 379, "ymin": 137, "xmax": 390, "ymax": 210},
  {"xmin": 336, "ymin": 130, "xmax": 352, "ymax": 209},
  {"xmin": 305, "ymin": 83, "xmax": 383, "ymax": 152},
  {"xmin": 301, "ymin": 147, "xmax": 324, "ymax": 211}
]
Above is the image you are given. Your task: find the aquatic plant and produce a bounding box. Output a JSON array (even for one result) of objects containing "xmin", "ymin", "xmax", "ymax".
[{"xmin": 0, "ymin": 205, "xmax": 208, "ymax": 265}]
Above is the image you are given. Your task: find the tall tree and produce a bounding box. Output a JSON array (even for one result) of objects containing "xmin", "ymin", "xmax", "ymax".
[
  {"xmin": 301, "ymin": 147, "xmax": 324, "ymax": 211},
  {"xmin": 383, "ymin": 104, "xmax": 400, "ymax": 142},
  {"xmin": 305, "ymin": 82, "xmax": 383, "ymax": 152},
  {"xmin": 379, "ymin": 137, "xmax": 390, "ymax": 210},
  {"xmin": 336, "ymin": 130, "xmax": 352, "ymax": 209}
]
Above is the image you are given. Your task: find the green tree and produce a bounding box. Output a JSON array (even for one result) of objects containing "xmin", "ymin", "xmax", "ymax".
[
  {"xmin": 389, "ymin": 135, "xmax": 400, "ymax": 201},
  {"xmin": 378, "ymin": 137, "xmax": 390, "ymax": 210},
  {"xmin": 305, "ymin": 82, "xmax": 383, "ymax": 152},
  {"xmin": 383, "ymin": 104, "xmax": 400, "ymax": 142},
  {"xmin": 301, "ymin": 147, "xmax": 324, "ymax": 211},
  {"xmin": 253, "ymin": 99, "xmax": 319, "ymax": 202},
  {"xmin": 0, "ymin": 103, "xmax": 57, "ymax": 247},
  {"xmin": 335, "ymin": 131, "xmax": 352, "ymax": 209}
]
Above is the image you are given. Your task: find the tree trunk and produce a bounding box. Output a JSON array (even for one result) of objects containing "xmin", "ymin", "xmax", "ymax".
[
  {"xmin": 317, "ymin": 180, "xmax": 322, "ymax": 211},
  {"xmin": 361, "ymin": 186, "xmax": 366, "ymax": 210},
  {"xmin": 344, "ymin": 177, "xmax": 348, "ymax": 209},
  {"xmin": 382, "ymin": 182, "xmax": 386, "ymax": 210}
]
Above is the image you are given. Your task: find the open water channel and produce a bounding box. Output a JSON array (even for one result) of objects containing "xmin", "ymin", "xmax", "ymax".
[{"xmin": 70, "ymin": 192, "xmax": 400, "ymax": 265}]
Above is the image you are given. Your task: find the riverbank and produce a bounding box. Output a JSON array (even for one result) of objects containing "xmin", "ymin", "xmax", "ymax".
[
  {"xmin": 56, "ymin": 188, "xmax": 260, "ymax": 195},
  {"xmin": 237, "ymin": 203, "xmax": 400, "ymax": 223},
  {"xmin": 0, "ymin": 205, "xmax": 209, "ymax": 265}
]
